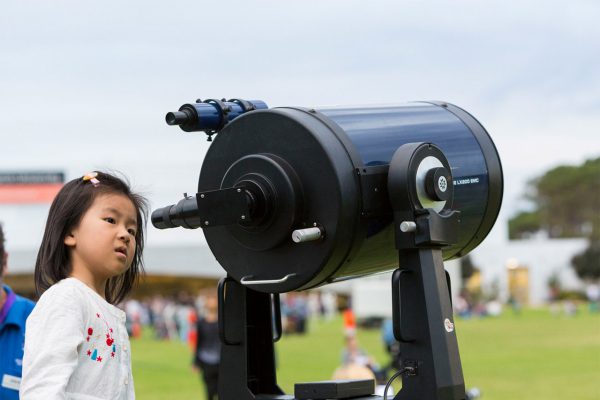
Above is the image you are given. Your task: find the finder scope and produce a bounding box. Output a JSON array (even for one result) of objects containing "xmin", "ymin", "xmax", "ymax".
[{"xmin": 165, "ymin": 98, "xmax": 268, "ymax": 140}]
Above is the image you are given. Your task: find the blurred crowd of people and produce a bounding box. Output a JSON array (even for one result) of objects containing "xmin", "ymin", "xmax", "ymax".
[
  {"xmin": 280, "ymin": 291, "xmax": 337, "ymax": 334},
  {"xmin": 122, "ymin": 293, "xmax": 198, "ymax": 345},
  {"xmin": 122, "ymin": 292, "xmax": 222, "ymax": 399},
  {"xmin": 454, "ymin": 288, "xmax": 504, "ymax": 319},
  {"xmin": 120, "ymin": 290, "xmax": 340, "ymax": 343}
]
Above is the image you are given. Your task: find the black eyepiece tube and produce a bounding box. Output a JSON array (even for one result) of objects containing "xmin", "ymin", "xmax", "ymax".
[
  {"xmin": 165, "ymin": 111, "xmax": 190, "ymax": 126},
  {"xmin": 151, "ymin": 205, "xmax": 176, "ymax": 229},
  {"xmin": 151, "ymin": 196, "xmax": 203, "ymax": 230}
]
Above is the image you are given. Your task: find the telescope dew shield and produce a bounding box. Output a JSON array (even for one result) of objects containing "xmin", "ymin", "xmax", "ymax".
[{"xmin": 192, "ymin": 102, "xmax": 502, "ymax": 293}]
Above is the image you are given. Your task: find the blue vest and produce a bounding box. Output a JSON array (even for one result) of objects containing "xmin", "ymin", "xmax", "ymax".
[{"xmin": 0, "ymin": 285, "xmax": 35, "ymax": 399}]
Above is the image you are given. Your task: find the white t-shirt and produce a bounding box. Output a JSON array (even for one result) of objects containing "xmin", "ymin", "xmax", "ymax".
[{"xmin": 20, "ymin": 278, "xmax": 134, "ymax": 400}]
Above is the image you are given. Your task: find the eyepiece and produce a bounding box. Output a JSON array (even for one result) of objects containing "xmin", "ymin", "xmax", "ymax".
[
  {"xmin": 166, "ymin": 111, "xmax": 190, "ymax": 126},
  {"xmin": 151, "ymin": 196, "xmax": 203, "ymax": 230},
  {"xmin": 151, "ymin": 205, "xmax": 177, "ymax": 229}
]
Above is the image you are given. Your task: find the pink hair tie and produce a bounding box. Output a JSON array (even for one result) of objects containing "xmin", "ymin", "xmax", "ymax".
[{"xmin": 82, "ymin": 172, "xmax": 100, "ymax": 187}]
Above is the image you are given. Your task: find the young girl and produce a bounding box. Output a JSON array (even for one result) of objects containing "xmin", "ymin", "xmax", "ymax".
[{"xmin": 20, "ymin": 171, "xmax": 148, "ymax": 400}]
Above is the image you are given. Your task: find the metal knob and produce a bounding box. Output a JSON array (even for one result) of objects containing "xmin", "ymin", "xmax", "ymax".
[
  {"xmin": 292, "ymin": 227, "xmax": 323, "ymax": 243},
  {"xmin": 400, "ymin": 221, "xmax": 417, "ymax": 233}
]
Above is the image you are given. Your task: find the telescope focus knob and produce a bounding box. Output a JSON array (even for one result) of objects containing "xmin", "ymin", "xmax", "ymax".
[{"xmin": 425, "ymin": 167, "xmax": 451, "ymax": 201}]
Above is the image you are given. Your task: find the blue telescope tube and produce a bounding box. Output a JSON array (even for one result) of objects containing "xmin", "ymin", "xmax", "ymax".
[{"xmin": 165, "ymin": 98, "xmax": 268, "ymax": 134}]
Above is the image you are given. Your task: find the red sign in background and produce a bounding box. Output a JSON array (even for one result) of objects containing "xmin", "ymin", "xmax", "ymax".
[
  {"xmin": 0, "ymin": 183, "xmax": 63, "ymax": 204},
  {"xmin": 0, "ymin": 172, "xmax": 64, "ymax": 204}
]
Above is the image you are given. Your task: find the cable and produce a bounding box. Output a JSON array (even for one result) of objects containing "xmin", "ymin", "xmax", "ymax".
[{"xmin": 383, "ymin": 366, "xmax": 417, "ymax": 400}]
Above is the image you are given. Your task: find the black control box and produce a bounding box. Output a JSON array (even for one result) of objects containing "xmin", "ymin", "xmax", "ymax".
[{"xmin": 295, "ymin": 379, "xmax": 375, "ymax": 399}]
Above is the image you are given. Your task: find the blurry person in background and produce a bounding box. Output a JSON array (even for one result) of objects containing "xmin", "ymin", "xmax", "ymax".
[
  {"xmin": 338, "ymin": 334, "xmax": 387, "ymax": 395},
  {"xmin": 341, "ymin": 334, "xmax": 378, "ymax": 371},
  {"xmin": 0, "ymin": 224, "xmax": 35, "ymax": 399},
  {"xmin": 175, "ymin": 291, "xmax": 194, "ymax": 343},
  {"xmin": 293, "ymin": 293, "xmax": 309, "ymax": 334},
  {"xmin": 193, "ymin": 294, "xmax": 220, "ymax": 400},
  {"xmin": 586, "ymin": 283, "xmax": 600, "ymax": 313},
  {"xmin": 342, "ymin": 307, "xmax": 356, "ymax": 337},
  {"xmin": 381, "ymin": 318, "xmax": 402, "ymax": 372}
]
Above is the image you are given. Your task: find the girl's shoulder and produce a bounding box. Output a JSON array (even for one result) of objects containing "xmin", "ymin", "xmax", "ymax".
[
  {"xmin": 39, "ymin": 277, "xmax": 89, "ymax": 300},
  {"xmin": 26, "ymin": 278, "xmax": 91, "ymax": 334},
  {"xmin": 34, "ymin": 278, "xmax": 94, "ymax": 312},
  {"xmin": 33, "ymin": 278, "xmax": 125, "ymax": 325}
]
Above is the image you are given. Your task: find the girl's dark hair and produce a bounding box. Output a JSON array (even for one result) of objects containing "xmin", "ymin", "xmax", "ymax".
[
  {"xmin": 0, "ymin": 223, "xmax": 5, "ymax": 257},
  {"xmin": 35, "ymin": 171, "xmax": 148, "ymax": 304}
]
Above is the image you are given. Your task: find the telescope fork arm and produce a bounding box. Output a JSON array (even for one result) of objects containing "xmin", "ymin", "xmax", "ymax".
[{"xmin": 393, "ymin": 248, "xmax": 466, "ymax": 400}]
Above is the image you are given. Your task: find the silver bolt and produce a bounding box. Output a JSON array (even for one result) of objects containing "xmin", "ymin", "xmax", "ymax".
[
  {"xmin": 200, "ymin": 194, "xmax": 205, "ymax": 199},
  {"xmin": 204, "ymin": 221, "xmax": 209, "ymax": 226},
  {"xmin": 237, "ymin": 188, "xmax": 242, "ymax": 193},
  {"xmin": 292, "ymin": 227, "xmax": 322, "ymax": 243},
  {"xmin": 313, "ymin": 222, "xmax": 317, "ymax": 227},
  {"xmin": 400, "ymin": 221, "xmax": 417, "ymax": 233},
  {"xmin": 374, "ymin": 187, "xmax": 378, "ymax": 192},
  {"xmin": 241, "ymin": 215, "xmax": 246, "ymax": 220}
]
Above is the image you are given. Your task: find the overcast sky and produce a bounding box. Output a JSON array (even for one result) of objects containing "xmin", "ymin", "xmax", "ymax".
[{"xmin": 1, "ymin": 0, "xmax": 599, "ymax": 249}]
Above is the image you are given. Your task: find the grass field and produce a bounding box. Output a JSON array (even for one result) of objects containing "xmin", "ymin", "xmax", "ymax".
[{"xmin": 132, "ymin": 308, "xmax": 600, "ymax": 399}]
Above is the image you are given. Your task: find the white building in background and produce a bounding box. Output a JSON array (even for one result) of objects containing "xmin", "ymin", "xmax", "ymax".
[
  {"xmin": 346, "ymin": 237, "xmax": 589, "ymax": 319},
  {"xmin": 469, "ymin": 236, "xmax": 588, "ymax": 306},
  {"xmin": 347, "ymin": 260, "xmax": 462, "ymax": 320}
]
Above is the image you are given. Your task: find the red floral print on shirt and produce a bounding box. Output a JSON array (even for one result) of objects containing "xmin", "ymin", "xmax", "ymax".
[{"xmin": 83, "ymin": 312, "xmax": 118, "ymax": 363}]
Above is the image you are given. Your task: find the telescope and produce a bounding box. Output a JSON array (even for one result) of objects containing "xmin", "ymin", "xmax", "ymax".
[{"xmin": 153, "ymin": 98, "xmax": 503, "ymax": 400}]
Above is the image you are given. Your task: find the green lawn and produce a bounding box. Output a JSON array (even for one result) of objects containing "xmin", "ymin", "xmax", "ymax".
[{"xmin": 132, "ymin": 309, "xmax": 600, "ymax": 399}]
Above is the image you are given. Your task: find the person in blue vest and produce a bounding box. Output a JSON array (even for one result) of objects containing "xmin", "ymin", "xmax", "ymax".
[{"xmin": 0, "ymin": 224, "xmax": 35, "ymax": 399}]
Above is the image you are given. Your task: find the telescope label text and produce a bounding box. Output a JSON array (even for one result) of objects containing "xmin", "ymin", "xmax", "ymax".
[{"xmin": 453, "ymin": 177, "xmax": 480, "ymax": 186}]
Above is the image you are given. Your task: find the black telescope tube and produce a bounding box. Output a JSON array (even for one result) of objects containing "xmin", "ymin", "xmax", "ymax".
[{"xmin": 151, "ymin": 196, "xmax": 203, "ymax": 230}]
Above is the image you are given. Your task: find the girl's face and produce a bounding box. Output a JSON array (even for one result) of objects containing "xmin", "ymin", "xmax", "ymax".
[{"xmin": 64, "ymin": 193, "xmax": 138, "ymax": 282}]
